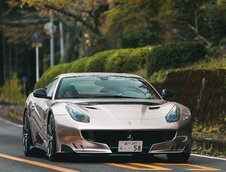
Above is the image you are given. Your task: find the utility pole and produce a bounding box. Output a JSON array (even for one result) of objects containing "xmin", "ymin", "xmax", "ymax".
[
  {"xmin": 35, "ymin": 46, "xmax": 39, "ymax": 81},
  {"xmin": 50, "ymin": 10, "xmax": 54, "ymax": 67},
  {"xmin": 59, "ymin": 22, "xmax": 64, "ymax": 60},
  {"xmin": 44, "ymin": 10, "xmax": 56, "ymax": 67}
]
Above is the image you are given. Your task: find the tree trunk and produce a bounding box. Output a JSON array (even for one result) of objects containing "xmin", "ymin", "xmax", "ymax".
[{"xmin": 2, "ymin": 34, "xmax": 7, "ymax": 82}]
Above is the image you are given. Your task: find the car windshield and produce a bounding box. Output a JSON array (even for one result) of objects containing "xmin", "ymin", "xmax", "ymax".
[{"xmin": 55, "ymin": 76, "xmax": 160, "ymax": 99}]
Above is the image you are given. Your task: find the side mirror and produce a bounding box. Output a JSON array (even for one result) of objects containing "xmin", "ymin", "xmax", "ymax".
[
  {"xmin": 33, "ymin": 88, "xmax": 50, "ymax": 99},
  {"xmin": 162, "ymin": 89, "xmax": 174, "ymax": 99}
]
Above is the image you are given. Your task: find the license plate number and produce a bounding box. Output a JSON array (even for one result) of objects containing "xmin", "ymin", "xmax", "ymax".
[{"xmin": 118, "ymin": 141, "xmax": 143, "ymax": 152}]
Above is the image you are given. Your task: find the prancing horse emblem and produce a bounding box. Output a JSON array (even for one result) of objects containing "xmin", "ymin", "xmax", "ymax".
[{"xmin": 127, "ymin": 134, "xmax": 133, "ymax": 141}]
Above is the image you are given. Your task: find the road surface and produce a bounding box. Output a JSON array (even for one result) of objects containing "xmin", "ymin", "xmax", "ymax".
[{"xmin": 0, "ymin": 117, "xmax": 225, "ymax": 172}]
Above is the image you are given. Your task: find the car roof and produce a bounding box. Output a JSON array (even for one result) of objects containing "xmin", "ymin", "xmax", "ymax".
[{"xmin": 57, "ymin": 73, "xmax": 142, "ymax": 79}]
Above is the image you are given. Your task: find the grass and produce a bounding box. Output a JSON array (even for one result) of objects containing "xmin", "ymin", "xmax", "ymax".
[
  {"xmin": 176, "ymin": 57, "xmax": 226, "ymax": 71},
  {"xmin": 147, "ymin": 57, "xmax": 226, "ymax": 84},
  {"xmin": 148, "ymin": 69, "xmax": 172, "ymax": 84},
  {"xmin": 4, "ymin": 106, "xmax": 23, "ymax": 124}
]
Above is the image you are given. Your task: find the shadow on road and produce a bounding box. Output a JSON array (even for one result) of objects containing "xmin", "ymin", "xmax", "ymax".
[
  {"xmin": 30, "ymin": 149, "xmax": 169, "ymax": 163},
  {"xmin": 56, "ymin": 154, "xmax": 169, "ymax": 163}
]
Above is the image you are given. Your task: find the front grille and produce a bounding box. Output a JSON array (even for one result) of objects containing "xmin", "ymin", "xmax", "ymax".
[{"xmin": 81, "ymin": 130, "xmax": 176, "ymax": 153}]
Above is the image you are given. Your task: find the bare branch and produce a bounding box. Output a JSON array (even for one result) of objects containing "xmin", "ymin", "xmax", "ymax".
[
  {"xmin": 188, "ymin": 24, "xmax": 212, "ymax": 47},
  {"xmin": 1, "ymin": 2, "xmax": 19, "ymax": 17},
  {"xmin": 44, "ymin": 3, "xmax": 112, "ymax": 48},
  {"xmin": 3, "ymin": 18, "xmax": 49, "ymax": 27},
  {"xmin": 44, "ymin": 3, "xmax": 100, "ymax": 35}
]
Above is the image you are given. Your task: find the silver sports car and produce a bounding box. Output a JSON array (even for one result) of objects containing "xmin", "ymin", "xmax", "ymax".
[{"xmin": 23, "ymin": 73, "xmax": 192, "ymax": 162}]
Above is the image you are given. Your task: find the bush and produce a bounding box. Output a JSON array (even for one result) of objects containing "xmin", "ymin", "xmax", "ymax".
[
  {"xmin": 35, "ymin": 47, "xmax": 151, "ymax": 88},
  {"xmin": 35, "ymin": 63, "xmax": 70, "ymax": 89},
  {"xmin": 105, "ymin": 47, "xmax": 149, "ymax": 72},
  {"xmin": 69, "ymin": 58, "xmax": 89, "ymax": 72},
  {"xmin": 35, "ymin": 42, "xmax": 207, "ymax": 88},
  {"xmin": 85, "ymin": 50, "xmax": 115, "ymax": 72},
  {"xmin": 146, "ymin": 42, "xmax": 207, "ymax": 76},
  {"xmin": 0, "ymin": 73, "xmax": 25, "ymax": 105}
]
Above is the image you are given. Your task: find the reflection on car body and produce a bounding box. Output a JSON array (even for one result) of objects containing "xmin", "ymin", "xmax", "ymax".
[{"xmin": 23, "ymin": 73, "xmax": 192, "ymax": 162}]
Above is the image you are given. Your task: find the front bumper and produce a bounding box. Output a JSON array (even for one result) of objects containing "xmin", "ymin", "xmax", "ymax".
[
  {"xmin": 54, "ymin": 112, "xmax": 192, "ymax": 155},
  {"xmin": 57, "ymin": 128, "xmax": 191, "ymax": 154}
]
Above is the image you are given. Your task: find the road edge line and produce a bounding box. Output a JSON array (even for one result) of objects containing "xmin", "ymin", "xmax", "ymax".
[
  {"xmin": 191, "ymin": 153, "xmax": 226, "ymax": 161},
  {"xmin": 0, "ymin": 117, "xmax": 23, "ymax": 128}
]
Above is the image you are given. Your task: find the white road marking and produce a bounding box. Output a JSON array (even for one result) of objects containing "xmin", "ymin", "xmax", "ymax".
[
  {"xmin": 191, "ymin": 154, "xmax": 226, "ymax": 161},
  {"xmin": 0, "ymin": 117, "xmax": 23, "ymax": 128}
]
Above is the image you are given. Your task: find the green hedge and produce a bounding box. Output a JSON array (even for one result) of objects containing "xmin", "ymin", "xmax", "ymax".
[
  {"xmin": 105, "ymin": 48, "xmax": 148, "ymax": 72},
  {"xmin": 35, "ymin": 47, "xmax": 150, "ymax": 88},
  {"xmin": 85, "ymin": 50, "xmax": 115, "ymax": 72},
  {"xmin": 146, "ymin": 42, "xmax": 207, "ymax": 76},
  {"xmin": 35, "ymin": 63, "xmax": 70, "ymax": 88},
  {"xmin": 35, "ymin": 42, "xmax": 207, "ymax": 89},
  {"xmin": 69, "ymin": 58, "xmax": 89, "ymax": 72}
]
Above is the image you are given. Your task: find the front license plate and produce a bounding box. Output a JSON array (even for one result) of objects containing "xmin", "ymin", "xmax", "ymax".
[{"xmin": 118, "ymin": 141, "xmax": 143, "ymax": 152}]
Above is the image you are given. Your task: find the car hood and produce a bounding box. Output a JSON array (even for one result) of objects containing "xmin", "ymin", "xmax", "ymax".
[{"xmin": 52, "ymin": 99, "xmax": 180, "ymax": 130}]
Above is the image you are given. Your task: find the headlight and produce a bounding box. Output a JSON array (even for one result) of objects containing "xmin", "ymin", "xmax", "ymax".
[
  {"xmin": 165, "ymin": 105, "xmax": 180, "ymax": 123},
  {"xmin": 66, "ymin": 104, "xmax": 90, "ymax": 123}
]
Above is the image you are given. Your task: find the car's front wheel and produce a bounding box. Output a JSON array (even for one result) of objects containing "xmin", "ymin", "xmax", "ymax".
[
  {"xmin": 22, "ymin": 112, "xmax": 34, "ymax": 156},
  {"xmin": 46, "ymin": 114, "xmax": 57, "ymax": 161},
  {"xmin": 166, "ymin": 151, "xmax": 191, "ymax": 163}
]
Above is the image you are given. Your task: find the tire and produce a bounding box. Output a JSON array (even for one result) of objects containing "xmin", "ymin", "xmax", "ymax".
[
  {"xmin": 46, "ymin": 114, "xmax": 57, "ymax": 161},
  {"xmin": 22, "ymin": 112, "xmax": 34, "ymax": 156},
  {"xmin": 166, "ymin": 151, "xmax": 190, "ymax": 163}
]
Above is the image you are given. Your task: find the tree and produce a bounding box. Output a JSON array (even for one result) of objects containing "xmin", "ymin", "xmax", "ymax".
[
  {"xmin": 162, "ymin": 0, "xmax": 226, "ymax": 47},
  {"xmin": 104, "ymin": 0, "xmax": 163, "ymax": 48},
  {"xmin": 22, "ymin": 0, "xmax": 109, "ymax": 38},
  {"xmin": 0, "ymin": 0, "xmax": 48, "ymax": 92}
]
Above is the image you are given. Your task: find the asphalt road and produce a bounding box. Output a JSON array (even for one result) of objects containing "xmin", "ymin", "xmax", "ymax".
[{"xmin": 0, "ymin": 117, "xmax": 225, "ymax": 172}]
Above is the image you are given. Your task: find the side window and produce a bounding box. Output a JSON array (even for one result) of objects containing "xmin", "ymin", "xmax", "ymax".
[{"xmin": 46, "ymin": 79, "xmax": 58, "ymax": 98}]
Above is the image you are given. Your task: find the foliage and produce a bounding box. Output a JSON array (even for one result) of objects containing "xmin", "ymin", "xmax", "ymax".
[
  {"xmin": 149, "ymin": 69, "xmax": 172, "ymax": 84},
  {"xmin": 69, "ymin": 57, "xmax": 90, "ymax": 72},
  {"xmin": 105, "ymin": 47, "xmax": 148, "ymax": 72},
  {"xmin": 146, "ymin": 42, "xmax": 207, "ymax": 76},
  {"xmin": 0, "ymin": 73, "xmax": 25, "ymax": 105},
  {"xmin": 35, "ymin": 63, "xmax": 70, "ymax": 88},
  {"xmin": 35, "ymin": 47, "xmax": 151, "ymax": 88},
  {"xmin": 202, "ymin": 5, "xmax": 226, "ymax": 44},
  {"xmin": 193, "ymin": 121, "xmax": 205, "ymax": 132},
  {"xmin": 35, "ymin": 42, "xmax": 206, "ymax": 88},
  {"xmin": 85, "ymin": 50, "xmax": 115, "ymax": 72},
  {"xmin": 176, "ymin": 57, "xmax": 226, "ymax": 71},
  {"xmin": 168, "ymin": 0, "xmax": 226, "ymax": 46},
  {"xmin": 105, "ymin": 0, "xmax": 162, "ymax": 48},
  {"xmin": 217, "ymin": 0, "xmax": 226, "ymax": 6}
]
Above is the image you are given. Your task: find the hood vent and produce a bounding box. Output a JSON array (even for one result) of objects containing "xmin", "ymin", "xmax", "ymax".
[
  {"xmin": 85, "ymin": 106, "xmax": 98, "ymax": 110},
  {"xmin": 148, "ymin": 106, "xmax": 160, "ymax": 110}
]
